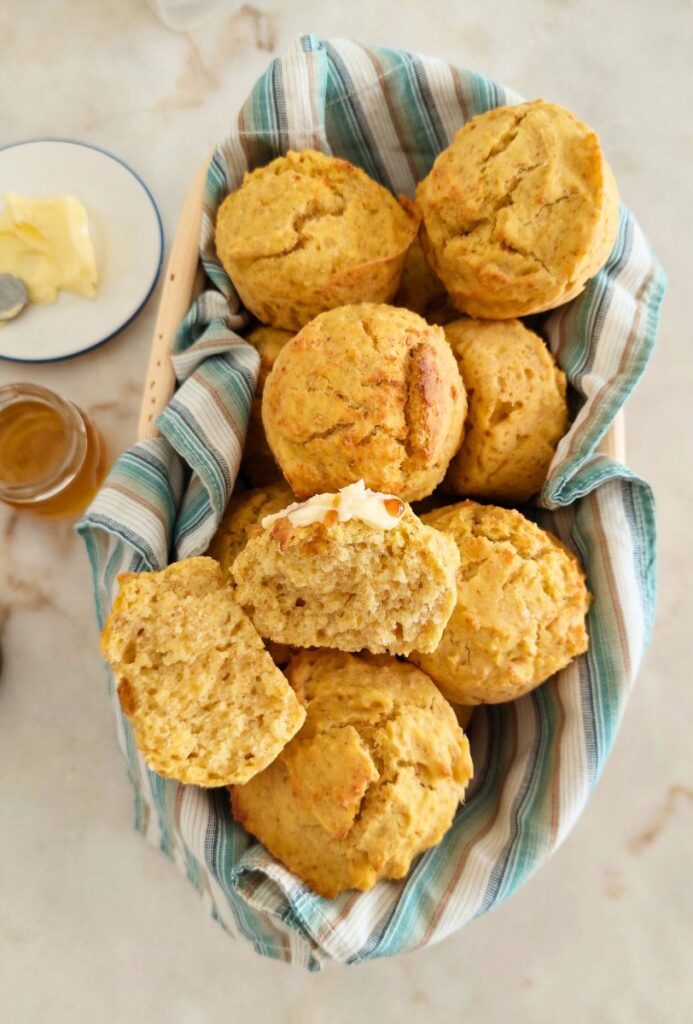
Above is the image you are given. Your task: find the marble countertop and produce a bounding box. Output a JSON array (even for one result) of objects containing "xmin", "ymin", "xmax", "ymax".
[{"xmin": 1, "ymin": 1, "xmax": 690, "ymax": 1021}]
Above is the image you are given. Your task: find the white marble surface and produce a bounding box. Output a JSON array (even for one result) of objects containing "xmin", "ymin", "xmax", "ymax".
[{"xmin": 1, "ymin": 1, "xmax": 691, "ymax": 1020}]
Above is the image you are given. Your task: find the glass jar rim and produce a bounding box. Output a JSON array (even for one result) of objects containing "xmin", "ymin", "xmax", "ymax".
[{"xmin": 0, "ymin": 382, "xmax": 87, "ymax": 502}]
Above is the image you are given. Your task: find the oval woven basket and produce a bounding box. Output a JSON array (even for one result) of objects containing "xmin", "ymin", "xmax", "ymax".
[{"xmin": 78, "ymin": 35, "xmax": 665, "ymax": 970}]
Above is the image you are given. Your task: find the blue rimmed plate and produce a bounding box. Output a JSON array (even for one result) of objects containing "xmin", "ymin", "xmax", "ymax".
[{"xmin": 0, "ymin": 139, "xmax": 163, "ymax": 363}]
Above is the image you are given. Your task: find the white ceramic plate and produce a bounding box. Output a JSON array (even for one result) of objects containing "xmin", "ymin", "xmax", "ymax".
[{"xmin": 0, "ymin": 139, "xmax": 163, "ymax": 363}]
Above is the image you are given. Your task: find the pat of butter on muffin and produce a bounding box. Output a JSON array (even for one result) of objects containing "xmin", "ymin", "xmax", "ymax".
[{"xmin": 261, "ymin": 479, "xmax": 405, "ymax": 530}]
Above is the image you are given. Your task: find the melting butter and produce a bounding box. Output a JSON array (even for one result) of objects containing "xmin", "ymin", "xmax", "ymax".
[
  {"xmin": 261, "ymin": 479, "xmax": 405, "ymax": 531},
  {"xmin": 0, "ymin": 194, "xmax": 98, "ymax": 304}
]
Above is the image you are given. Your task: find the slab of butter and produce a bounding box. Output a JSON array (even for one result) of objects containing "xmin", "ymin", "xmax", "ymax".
[
  {"xmin": 0, "ymin": 193, "xmax": 99, "ymax": 304},
  {"xmin": 261, "ymin": 479, "xmax": 405, "ymax": 531}
]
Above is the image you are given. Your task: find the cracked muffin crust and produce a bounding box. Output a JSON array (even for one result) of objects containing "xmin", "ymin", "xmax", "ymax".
[
  {"xmin": 262, "ymin": 303, "xmax": 467, "ymax": 502},
  {"xmin": 443, "ymin": 317, "xmax": 568, "ymax": 502},
  {"xmin": 242, "ymin": 326, "xmax": 294, "ymax": 486},
  {"xmin": 100, "ymin": 558, "xmax": 305, "ymax": 786},
  {"xmin": 409, "ymin": 502, "xmax": 591, "ymax": 704},
  {"xmin": 416, "ymin": 100, "xmax": 620, "ymax": 319},
  {"xmin": 230, "ymin": 489, "xmax": 460, "ymax": 656},
  {"xmin": 231, "ymin": 649, "xmax": 473, "ymax": 898},
  {"xmin": 215, "ymin": 150, "xmax": 419, "ymax": 330}
]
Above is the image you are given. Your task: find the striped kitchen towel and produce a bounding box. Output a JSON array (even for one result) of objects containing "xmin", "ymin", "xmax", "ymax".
[{"xmin": 77, "ymin": 35, "xmax": 665, "ymax": 970}]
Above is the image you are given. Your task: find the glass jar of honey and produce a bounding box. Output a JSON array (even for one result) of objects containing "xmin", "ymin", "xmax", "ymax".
[{"xmin": 0, "ymin": 382, "xmax": 107, "ymax": 518}]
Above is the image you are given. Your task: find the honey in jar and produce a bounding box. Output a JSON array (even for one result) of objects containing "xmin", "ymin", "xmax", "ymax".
[{"xmin": 0, "ymin": 383, "xmax": 107, "ymax": 517}]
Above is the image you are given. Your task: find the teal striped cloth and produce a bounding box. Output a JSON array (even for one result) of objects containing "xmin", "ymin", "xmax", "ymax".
[{"xmin": 77, "ymin": 36, "xmax": 665, "ymax": 969}]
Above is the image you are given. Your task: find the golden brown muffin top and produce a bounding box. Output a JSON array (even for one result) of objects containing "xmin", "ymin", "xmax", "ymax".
[
  {"xmin": 410, "ymin": 501, "xmax": 591, "ymax": 704},
  {"xmin": 262, "ymin": 303, "xmax": 466, "ymax": 502},
  {"xmin": 219, "ymin": 150, "xmax": 415, "ymax": 266},
  {"xmin": 231, "ymin": 649, "xmax": 472, "ymax": 898},
  {"xmin": 416, "ymin": 100, "xmax": 619, "ymax": 318},
  {"xmin": 443, "ymin": 317, "xmax": 568, "ymax": 502}
]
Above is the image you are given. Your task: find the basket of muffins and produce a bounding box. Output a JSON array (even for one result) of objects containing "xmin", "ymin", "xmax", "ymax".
[{"xmin": 97, "ymin": 96, "xmax": 623, "ymax": 902}]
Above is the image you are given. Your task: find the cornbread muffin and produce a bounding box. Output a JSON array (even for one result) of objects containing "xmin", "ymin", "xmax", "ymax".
[
  {"xmin": 231, "ymin": 481, "xmax": 460, "ymax": 656},
  {"xmin": 262, "ymin": 304, "xmax": 466, "ymax": 502},
  {"xmin": 215, "ymin": 150, "xmax": 419, "ymax": 330},
  {"xmin": 443, "ymin": 318, "xmax": 568, "ymax": 501},
  {"xmin": 393, "ymin": 238, "xmax": 458, "ymax": 324},
  {"xmin": 100, "ymin": 558, "xmax": 305, "ymax": 786},
  {"xmin": 416, "ymin": 100, "xmax": 620, "ymax": 319},
  {"xmin": 410, "ymin": 502, "xmax": 591, "ymax": 704},
  {"xmin": 207, "ymin": 481, "xmax": 294, "ymax": 573},
  {"xmin": 242, "ymin": 326, "xmax": 294, "ymax": 486},
  {"xmin": 231, "ymin": 650, "xmax": 473, "ymax": 898},
  {"xmin": 206, "ymin": 483, "xmax": 295, "ymax": 668}
]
